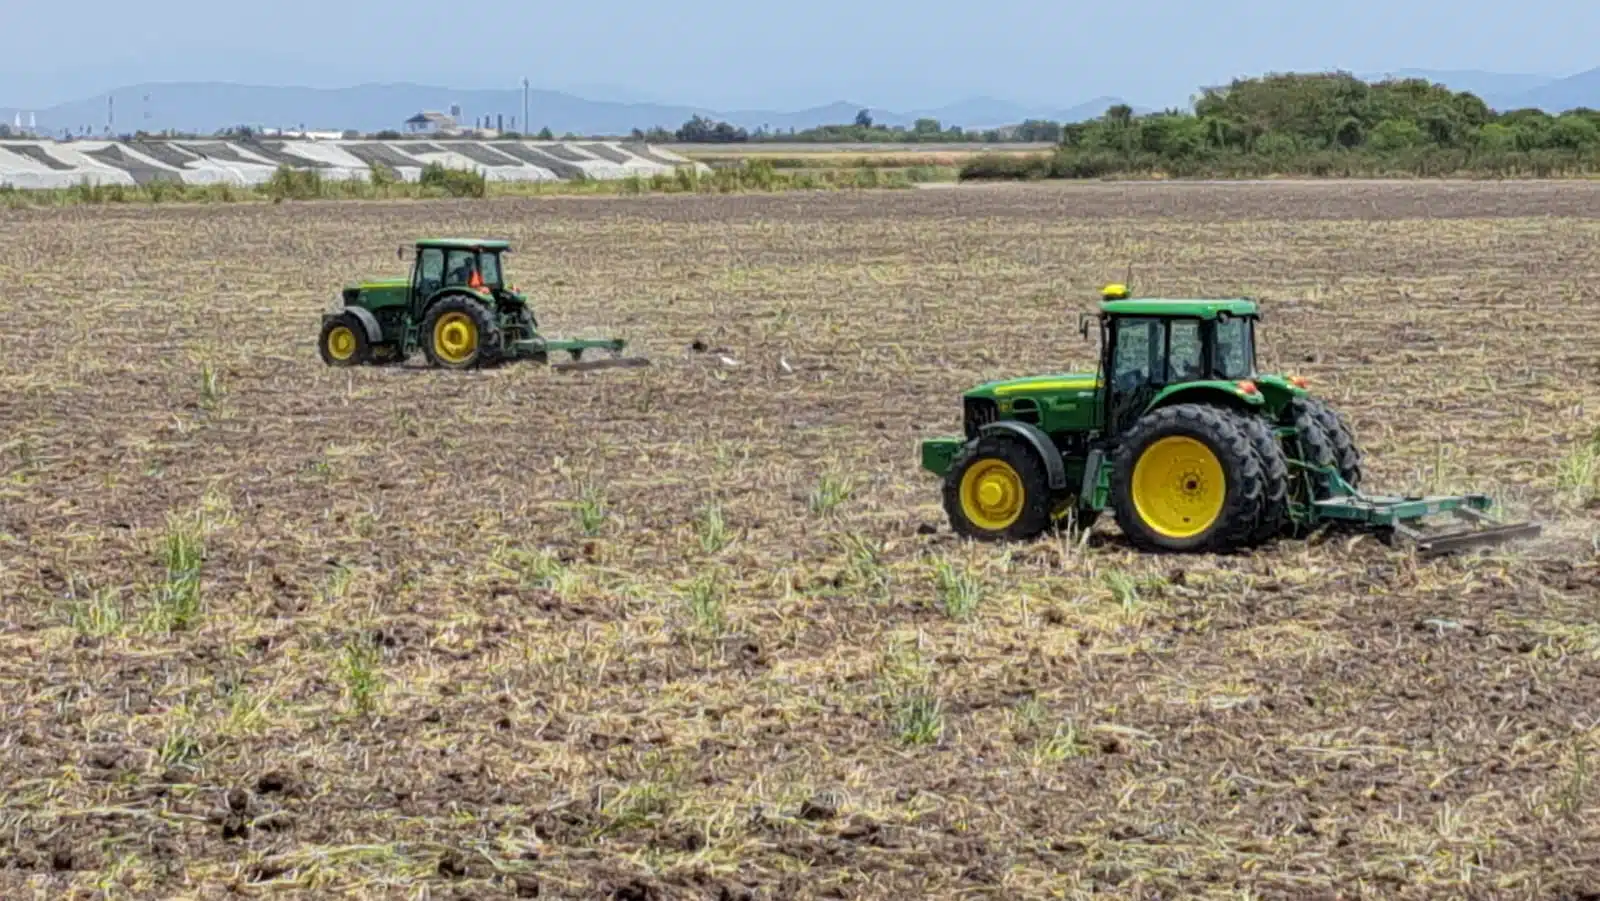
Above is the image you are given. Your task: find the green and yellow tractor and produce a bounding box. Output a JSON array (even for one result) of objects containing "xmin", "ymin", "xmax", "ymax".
[
  {"xmin": 318, "ymin": 238, "xmax": 648, "ymax": 372},
  {"xmin": 919, "ymin": 285, "xmax": 1540, "ymax": 557}
]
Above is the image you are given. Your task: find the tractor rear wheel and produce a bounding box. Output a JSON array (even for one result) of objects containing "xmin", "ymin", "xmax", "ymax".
[
  {"xmin": 319, "ymin": 315, "xmax": 370, "ymax": 367},
  {"xmin": 1111, "ymin": 403, "xmax": 1268, "ymax": 553},
  {"xmin": 943, "ymin": 435, "xmax": 1058, "ymax": 542},
  {"xmin": 1307, "ymin": 398, "xmax": 1363, "ymax": 490},
  {"xmin": 1289, "ymin": 397, "xmax": 1340, "ymax": 503},
  {"xmin": 1237, "ymin": 414, "xmax": 1290, "ymax": 546},
  {"xmin": 422, "ymin": 297, "xmax": 502, "ymax": 370}
]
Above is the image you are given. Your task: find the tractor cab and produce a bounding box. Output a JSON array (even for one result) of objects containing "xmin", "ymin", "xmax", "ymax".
[
  {"xmin": 1087, "ymin": 283, "xmax": 1265, "ymax": 437},
  {"xmin": 404, "ymin": 238, "xmax": 512, "ymax": 312}
]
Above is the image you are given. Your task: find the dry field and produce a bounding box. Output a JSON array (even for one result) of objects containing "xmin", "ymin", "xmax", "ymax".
[{"xmin": 4, "ymin": 181, "xmax": 1600, "ymax": 900}]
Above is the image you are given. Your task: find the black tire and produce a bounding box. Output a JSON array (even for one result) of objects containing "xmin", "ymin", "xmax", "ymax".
[
  {"xmin": 1306, "ymin": 397, "xmax": 1364, "ymax": 491},
  {"xmin": 942, "ymin": 435, "xmax": 1057, "ymax": 542},
  {"xmin": 1289, "ymin": 397, "xmax": 1340, "ymax": 504},
  {"xmin": 1237, "ymin": 413, "xmax": 1290, "ymax": 547},
  {"xmin": 1110, "ymin": 403, "xmax": 1268, "ymax": 553},
  {"xmin": 318, "ymin": 314, "xmax": 370, "ymax": 367},
  {"xmin": 421, "ymin": 296, "xmax": 503, "ymax": 370}
]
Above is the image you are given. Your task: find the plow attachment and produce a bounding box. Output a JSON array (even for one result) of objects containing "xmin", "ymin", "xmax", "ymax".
[
  {"xmin": 509, "ymin": 335, "xmax": 652, "ymax": 373},
  {"xmin": 1312, "ymin": 491, "xmax": 1542, "ymax": 558}
]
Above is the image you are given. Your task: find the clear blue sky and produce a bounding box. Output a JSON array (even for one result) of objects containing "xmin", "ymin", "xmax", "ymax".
[{"xmin": 3, "ymin": 0, "xmax": 1596, "ymax": 110}]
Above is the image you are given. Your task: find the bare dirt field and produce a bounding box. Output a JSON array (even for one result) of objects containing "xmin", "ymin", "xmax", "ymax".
[{"xmin": 3, "ymin": 180, "xmax": 1600, "ymax": 900}]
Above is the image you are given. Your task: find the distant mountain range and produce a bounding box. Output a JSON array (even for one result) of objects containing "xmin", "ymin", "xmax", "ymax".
[
  {"xmin": 1357, "ymin": 68, "xmax": 1600, "ymax": 112},
  {"xmin": 1, "ymin": 66, "xmax": 1595, "ymax": 139},
  {"xmin": 0, "ymin": 83, "xmax": 1133, "ymax": 138}
]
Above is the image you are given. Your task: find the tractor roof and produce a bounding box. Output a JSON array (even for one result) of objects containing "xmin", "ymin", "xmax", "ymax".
[
  {"xmin": 1099, "ymin": 297, "xmax": 1258, "ymax": 319},
  {"xmin": 415, "ymin": 238, "xmax": 512, "ymax": 250}
]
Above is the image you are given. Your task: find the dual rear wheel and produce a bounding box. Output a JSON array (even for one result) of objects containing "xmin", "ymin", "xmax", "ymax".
[
  {"xmin": 1110, "ymin": 403, "xmax": 1272, "ymax": 552},
  {"xmin": 422, "ymin": 297, "xmax": 503, "ymax": 370},
  {"xmin": 1113, "ymin": 398, "xmax": 1363, "ymax": 551}
]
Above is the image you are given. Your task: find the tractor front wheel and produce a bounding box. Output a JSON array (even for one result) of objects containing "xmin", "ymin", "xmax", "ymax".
[
  {"xmin": 422, "ymin": 297, "xmax": 502, "ymax": 370},
  {"xmin": 1111, "ymin": 403, "xmax": 1268, "ymax": 553},
  {"xmin": 943, "ymin": 435, "xmax": 1058, "ymax": 542},
  {"xmin": 319, "ymin": 315, "xmax": 370, "ymax": 367}
]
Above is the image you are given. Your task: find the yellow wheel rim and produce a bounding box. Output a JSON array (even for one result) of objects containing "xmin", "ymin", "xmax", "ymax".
[
  {"xmin": 326, "ymin": 325, "xmax": 357, "ymax": 361},
  {"xmin": 1131, "ymin": 436, "xmax": 1226, "ymax": 539},
  {"xmin": 959, "ymin": 458, "xmax": 1026, "ymax": 531},
  {"xmin": 433, "ymin": 312, "xmax": 478, "ymax": 364}
]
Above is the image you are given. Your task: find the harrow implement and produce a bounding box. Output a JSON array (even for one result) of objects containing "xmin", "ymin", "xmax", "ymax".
[{"xmin": 1308, "ymin": 474, "xmax": 1541, "ymax": 558}]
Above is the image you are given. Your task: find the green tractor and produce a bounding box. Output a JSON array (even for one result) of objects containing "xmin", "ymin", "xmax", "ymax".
[
  {"xmin": 318, "ymin": 238, "xmax": 649, "ymax": 372},
  {"xmin": 919, "ymin": 284, "xmax": 1540, "ymax": 557}
]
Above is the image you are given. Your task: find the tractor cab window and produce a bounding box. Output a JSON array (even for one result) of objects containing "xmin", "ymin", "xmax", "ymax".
[
  {"xmin": 1168, "ymin": 320, "xmax": 1203, "ymax": 382},
  {"xmin": 1111, "ymin": 317, "xmax": 1162, "ymax": 390},
  {"xmin": 1212, "ymin": 316, "xmax": 1255, "ymax": 379},
  {"xmin": 442, "ymin": 249, "xmax": 501, "ymax": 290},
  {"xmin": 477, "ymin": 252, "xmax": 502, "ymax": 287},
  {"xmin": 444, "ymin": 250, "xmax": 479, "ymax": 287},
  {"xmin": 1109, "ymin": 316, "xmax": 1168, "ymax": 436},
  {"xmin": 416, "ymin": 248, "xmax": 445, "ymax": 296}
]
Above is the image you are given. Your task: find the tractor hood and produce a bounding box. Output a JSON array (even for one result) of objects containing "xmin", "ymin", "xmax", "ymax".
[
  {"xmin": 350, "ymin": 277, "xmax": 408, "ymax": 292},
  {"xmin": 341, "ymin": 277, "xmax": 411, "ymax": 309},
  {"xmin": 965, "ymin": 372, "xmax": 1101, "ymax": 400}
]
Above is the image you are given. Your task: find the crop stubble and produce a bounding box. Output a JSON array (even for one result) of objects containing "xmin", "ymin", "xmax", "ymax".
[{"xmin": 2, "ymin": 181, "xmax": 1600, "ymax": 899}]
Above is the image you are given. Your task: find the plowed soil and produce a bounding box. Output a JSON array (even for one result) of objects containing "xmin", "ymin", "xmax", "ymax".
[{"xmin": 3, "ymin": 180, "xmax": 1600, "ymax": 900}]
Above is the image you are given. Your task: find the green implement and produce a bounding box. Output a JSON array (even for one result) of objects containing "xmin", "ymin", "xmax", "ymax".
[
  {"xmin": 917, "ymin": 282, "xmax": 1540, "ymax": 558},
  {"xmin": 318, "ymin": 238, "xmax": 649, "ymax": 372},
  {"xmin": 1307, "ymin": 477, "xmax": 1542, "ymax": 558}
]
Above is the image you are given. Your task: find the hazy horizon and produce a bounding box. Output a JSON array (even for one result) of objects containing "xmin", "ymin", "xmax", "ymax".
[{"xmin": 3, "ymin": 0, "xmax": 1596, "ymax": 112}]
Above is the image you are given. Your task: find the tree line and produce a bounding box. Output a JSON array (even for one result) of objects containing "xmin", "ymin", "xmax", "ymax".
[
  {"xmin": 958, "ymin": 72, "xmax": 1600, "ymax": 179},
  {"xmin": 634, "ymin": 110, "xmax": 1063, "ymax": 144},
  {"xmin": 11, "ymin": 70, "xmax": 1597, "ymax": 180}
]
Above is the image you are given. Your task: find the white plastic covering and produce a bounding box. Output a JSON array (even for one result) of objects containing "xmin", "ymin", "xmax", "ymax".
[{"xmin": 0, "ymin": 140, "xmax": 707, "ymax": 189}]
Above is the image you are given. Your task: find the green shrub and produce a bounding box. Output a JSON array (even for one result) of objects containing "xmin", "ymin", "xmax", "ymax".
[
  {"xmin": 419, "ymin": 163, "xmax": 486, "ymax": 198},
  {"xmin": 958, "ymin": 153, "xmax": 1050, "ymax": 181},
  {"xmin": 263, "ymin": 165, "xmax": 325, "ymax": 201}
]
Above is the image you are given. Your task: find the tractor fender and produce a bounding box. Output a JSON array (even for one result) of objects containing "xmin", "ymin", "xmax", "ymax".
[
  {"xmin": 978, "ymin": 420, "xmax": 1068, "ymax": 491},
  {"xmin": 1144, "ymin": 382, "xmax": 1266, "ymax": 416},
  {"xmin": 1246, "ymin": 375, "xmax": 1302, "ymax": 414},
  {"xmin": 337, "ymin": 305, "xmax": 384, "ymax": 344}
]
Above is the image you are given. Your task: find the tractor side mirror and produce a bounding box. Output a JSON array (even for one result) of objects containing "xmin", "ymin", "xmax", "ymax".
[
  {"xmin": 1078, "ymin": 311, "xmax": 1092, "ymax": 340},
  {"xmin": 397, "ymin": 245, "xmax": 405, "ymax": 260}
]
